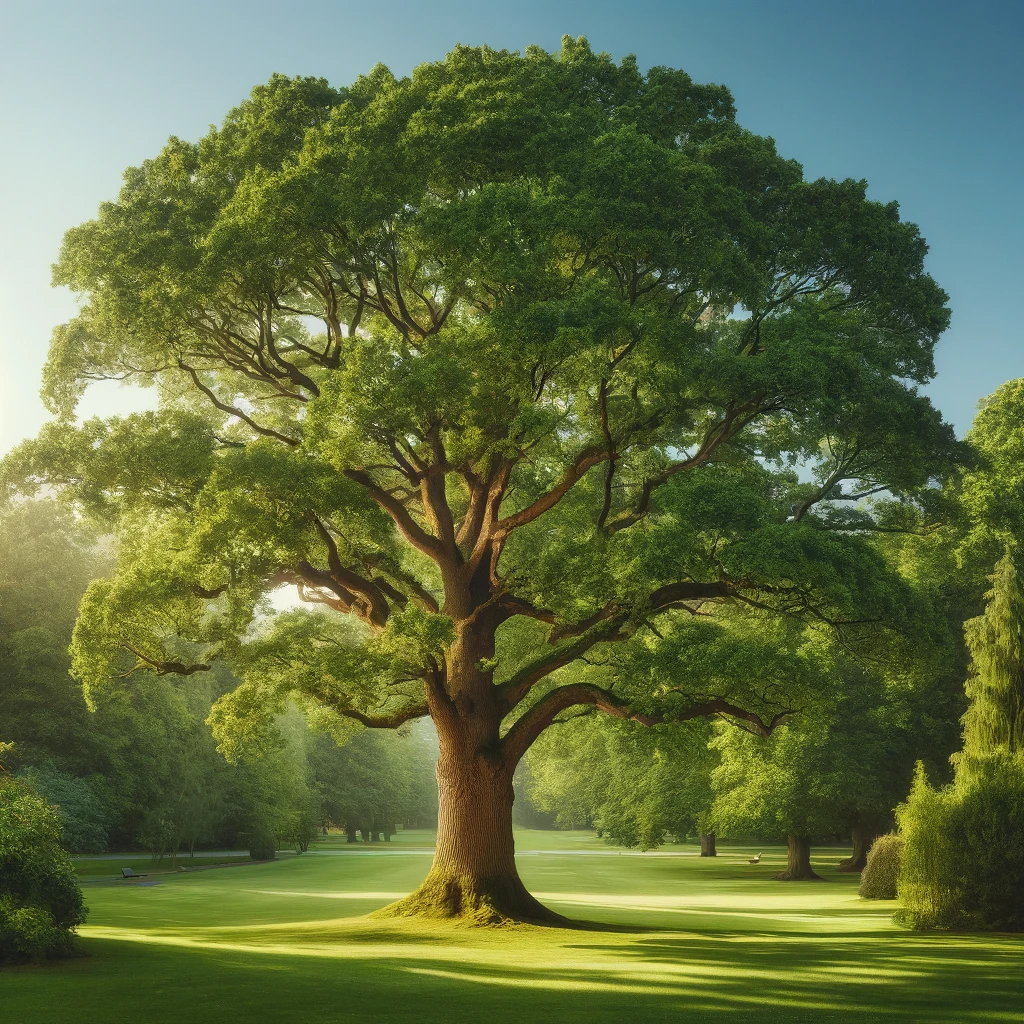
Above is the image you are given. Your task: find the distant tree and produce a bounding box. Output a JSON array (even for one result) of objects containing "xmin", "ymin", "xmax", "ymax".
[
  {"xmin": 960, "ymin": 549, "xmax": 1024, "ymax": 759},
  {"xmin": 712, "ymin": 717, "xmax": 834, "ymax": 880},
  {"xmin": 16, "ymin": 765, "xmax": 110, "ymax": 853},
  {"xmin": 310, "ymin": 725, "xmax": 436, "ymax": 840},
  {"xmin": 526, "ymin": 715, "xmax": 718, "ymax": 850},
  {"xmin": 5, "ymin": 39, "xmax": 957, "ymax": 922},
  {"xmin": 0, "ymin": 502, "xmax": 105, "ymax": 770},
  {"xmin": 710, "ymin": 663, "xmax": 936, "ymax": 880}
]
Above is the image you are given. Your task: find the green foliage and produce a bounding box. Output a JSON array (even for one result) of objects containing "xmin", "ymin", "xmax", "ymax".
[
  {"xmin": 311, "ymin": 723, "xmax": 438, "ymax": 836},
  {"xmin": 0, "ymin": 776, "xmax": 87, "ymax": 962},
  {"xmin": 956, "ymin": 380, "xmax": 1024, "ymax": 569},
  {"xmin": 0, "ymin": 38, "xmax": 959, "ymax": 759},
  {"xmin": 895, "ymin": 550, "xmax": 1024, "ymax": 931},
  {"xmin": 16, "ymin": 765, "xmax": 110, "ymax": 853},
  {"xmin": 859, "ymin": 833, "xmax": 902, "ymax": 899},
  {"xmin": 526, "ymin": 716, "xmax": 716, "ymax": 848},
  {"xmin": 708, "ymin": 654, "xmax": 945, "ymax": 848},
  {"xmin": 897, "ymin": 757, "xmax": 1024, "ymax": 930},
  {"xmin": 960, "ymin": 548, "xmax": 1024, "ymax": 758},
  {"xmin": 0, "ymin": 499, "xmax": 436, "ymax": 867}
]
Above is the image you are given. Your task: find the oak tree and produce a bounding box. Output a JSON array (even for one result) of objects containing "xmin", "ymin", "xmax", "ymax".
[{"xmin": 6, "ymin": 39, "xmax": 956, "ymax": 922}]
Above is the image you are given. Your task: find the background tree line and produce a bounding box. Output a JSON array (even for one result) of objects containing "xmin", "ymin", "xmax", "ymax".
[{"xmin": 0, "ymin": 499, "xmax": 438, "ymax": 859}]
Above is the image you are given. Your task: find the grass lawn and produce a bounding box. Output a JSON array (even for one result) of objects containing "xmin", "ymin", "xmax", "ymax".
[
  {"xmin": 5, "ymin": 829, "xmax": 1023, "ymax": 1023},
  {"xmin": 73, "ymin": 854, "xmax": 253, "ymax": 881}
]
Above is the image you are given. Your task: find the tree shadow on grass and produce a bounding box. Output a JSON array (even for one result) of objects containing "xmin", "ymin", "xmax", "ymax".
[{"xmin": 7, "ymin": 919, "xmax": 1024, "ymax": 1024}]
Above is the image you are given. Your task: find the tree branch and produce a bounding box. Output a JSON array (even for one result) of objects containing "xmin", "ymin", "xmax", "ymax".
[
  {"xmin": 335, "ymin": 702, "xmax": 430, "ymax": 729},
  {"xmin": 501, "ymin": 683, "xmax": 792, "ymax": 767},
  {"xmin": 605, "ymin": 405, "xmax": 762, "ymax": 534},
  {"xmin": 344, "ymin": 468, "xmax": 445, "ymax": 559},
  {"xmin": 497, "ymin": 618, "xmax": 626, "ymax": 714},
  {"xmin": 178, "ymin": 362, "xmax": 300, "ymax": 447},
  {"xmin": 311, "ymin": 517, "xmax": 394, "ymax": 628},
  {"xmin": 494, "ymin": 445, "xmax": 609, "ymax": 537}
]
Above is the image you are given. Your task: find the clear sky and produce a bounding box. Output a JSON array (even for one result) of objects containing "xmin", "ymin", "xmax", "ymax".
[{"xmin": 2, "ymin": 0, "xmax": 1021, "ymax": 455}]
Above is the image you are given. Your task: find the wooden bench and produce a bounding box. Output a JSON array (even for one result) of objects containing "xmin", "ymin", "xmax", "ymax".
[{"xmin": 121, "ymin": 867, "xmax": 148, "ymax": 879}]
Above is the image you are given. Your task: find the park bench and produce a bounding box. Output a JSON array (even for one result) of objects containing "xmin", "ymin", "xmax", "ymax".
[
  {"xmin": 121, "ymin": 867, "xmax": 148, "ymax": 879},
  {"xmin": 748, "ymin": 853, "xmax": 762, "ymax": 864}
]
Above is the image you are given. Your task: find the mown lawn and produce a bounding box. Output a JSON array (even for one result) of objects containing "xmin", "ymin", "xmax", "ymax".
[{"xmin": 5, "ymin": 830, "xmax": 1023, "ymax": 1023}]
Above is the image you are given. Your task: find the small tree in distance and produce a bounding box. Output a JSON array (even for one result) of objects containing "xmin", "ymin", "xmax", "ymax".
[{"xmin": 5, "ymin": 39, "xmax": 958, "ymax": 922}]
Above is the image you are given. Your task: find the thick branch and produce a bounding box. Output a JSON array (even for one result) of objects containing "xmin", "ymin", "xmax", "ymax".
[
  {"xmin": 335, "ymin": 702, "xmax": 430, "ymax": 729},
  {"xmin": 312, "ymin": 518, "xmax": 393, "ymax": 627},
  {"xmin": 501, "ymin": 683, "xmax": 791, "ymax": 767},
  {"xmin": 494, "ymin": 445, "xmax": 609, "ymax": 537},
  {"xmin": 344, "ymin": 468, "xmax": 445, "ymax": 559},
  {"xmin": 122, "ymin": 646, "xmax": 211, "ymax": 678},
  {"xmin": 497, "ymin": 618, "xmax": 625, "ymax": 714}
]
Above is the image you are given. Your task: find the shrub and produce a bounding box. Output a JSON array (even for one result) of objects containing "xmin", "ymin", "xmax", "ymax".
[
  {"xmin": 896, "ymin": 756, "xmax": 1024, "ymax": 931},
  {"xmin": 247, "ymin": 826, "xmax": 277, "ymax": 861},
  {"xmin": 859, "ymin": 833, "xmax": 902, "ymax": 899},
  {"xmin": 0, "ymin": 775, "xmax": 87, "ymax": 962}
]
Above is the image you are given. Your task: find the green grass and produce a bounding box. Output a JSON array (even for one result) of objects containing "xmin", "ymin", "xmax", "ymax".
[{"xmin": 6, "ymin": 830, "xmax": 1023, "ymax": 1023}]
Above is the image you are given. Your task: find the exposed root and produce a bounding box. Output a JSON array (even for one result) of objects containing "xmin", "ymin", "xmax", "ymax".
[{"xmin": 372, "ymin": 871, "xmax": 569, "ymax": 927}]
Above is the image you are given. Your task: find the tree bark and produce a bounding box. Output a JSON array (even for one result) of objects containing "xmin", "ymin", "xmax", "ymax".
[
  {"xmin": 376, "ymin": 640, "xmax": 566, "ymax": 925},
  {"xmin": 377, "ymin": 742, "xmax": 563, "ymax": 924},
  {"xmin": 838, "ymin": 826, "xmax": 872, "ymax": 873},
  {"xmin": 775, "ymin": 835, "xmax": 822, "ymax": 881},
  {"xmin": 700, "ymin": 833, "xmax": 717, "ymax": 857}
]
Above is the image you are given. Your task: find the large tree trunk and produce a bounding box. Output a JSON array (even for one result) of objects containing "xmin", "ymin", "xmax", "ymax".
[
  {"xmin": 700, "ymin": 833, "xmax": 717, "ymax": 857},
  {"xmin": 775, "ymin": 835, "xmax": 822, "ymax": 881},
  {"xmin": 838, "ymin": 826, "xmax": 872, "ymax": 873},
  {"xmin": 377, "ymin": 617, "xmax": 565, "ymax": 926},
  {"xmin": 377, "ymin": 741, "xmax": 563, "ymax": 924}
]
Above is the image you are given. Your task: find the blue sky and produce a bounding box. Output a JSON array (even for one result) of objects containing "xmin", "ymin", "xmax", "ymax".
[{"xmin": 2, "ymin": 0, "xmax": 1021, "ymax": 454}]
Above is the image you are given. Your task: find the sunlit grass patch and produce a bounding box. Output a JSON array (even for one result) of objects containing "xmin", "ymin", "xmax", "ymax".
[{"xmin": 7, "ymin": 834, "xmax": 1024, "ymax": 1024}]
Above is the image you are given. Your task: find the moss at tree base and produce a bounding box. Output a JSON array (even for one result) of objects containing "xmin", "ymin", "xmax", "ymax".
[{"xmin": 373, "ymin": 870, "xmax": 568, "ymax": 927}]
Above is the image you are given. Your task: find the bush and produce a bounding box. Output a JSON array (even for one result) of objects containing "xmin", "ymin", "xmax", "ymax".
[
  {"xmin": 859, "ymin": 833, "xmax": 902, "ymax": 899},
  {"xmin": 896, "ymin": 756, "xmax": 1024, "ymax": 931},
  {"xmin": 0, "ymin": 775, "xmax": 87, "ymax": 962},
  {"xmin": 247, "ymin": 826, "xmax": 277, "ymax": 861}
]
